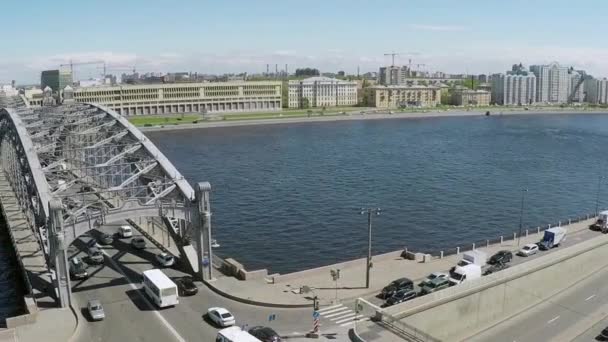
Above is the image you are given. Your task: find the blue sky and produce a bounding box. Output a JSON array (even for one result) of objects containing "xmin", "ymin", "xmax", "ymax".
[{"xmin": 4, "ymin": 0, "xmax": 608, "ymax": 84}]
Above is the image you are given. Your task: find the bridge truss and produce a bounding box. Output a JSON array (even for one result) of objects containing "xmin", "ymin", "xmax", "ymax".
[{"xmin": 0, "ymin": 99, "xmax": 213, "ymax": 308}]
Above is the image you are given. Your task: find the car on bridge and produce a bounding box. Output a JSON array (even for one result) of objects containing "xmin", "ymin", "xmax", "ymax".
[
  {"xmin": 420, "ymin": 277, "xmax": 450, "ymax": 295},
  {"xmin": 379, "ymin": 277, "xmax": 414, "ymax": 299},
  {"xmin": 156, "ymin": 252, "xmax": 175, "ymax": 267},
  {"xmin": 418, "ymin": 272, "xmax": 448, "ymax": 287},
  {"xmin": 97, "ymin": 233, "xmax": 114, "ymax": 245},
  {"xmin": 118, "ymin": 225, "xmax": 133, "ymax": 238},
  {"xmin": 483, "ymin": 262, "xmax": 510, "ymax": 275},
  {"xmin": 131, "ymin": 237, "xmax": 146, "ymax": 249},
  {"xmin": 69, "ymin": 257, "xmax": 88, "ymax": 280},
  {"xmin": 175, "ymin": 277, "xmax": 198, "ymax": 296},
  {"xmin": 87, "ymin": 299, "xmax": 105, "ymax": 321},
  {"xmin": 384, "ymin": 289, "xmax": 417, "ymax": 307},
  {"xmin": 488, "ymin": 250, "xmax": 513, "ymax": 265},
  {"xmin": 207, "ymin": 307, "xmax": 236, "ymax": 327},
  {"xmin": 87, "ymin": 247, "xmax": 104, "ymax": 264},
  {"xmin": 248, "ymin": 326, "xmax": 281, "ymax": 342},
  {"xmin": 517, "ymin": 243, "xmax": 539, "ymax": 257}
]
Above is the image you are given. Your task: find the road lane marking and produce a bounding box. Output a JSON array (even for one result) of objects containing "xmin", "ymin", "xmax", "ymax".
[
  {"xmin": 585, "ymin": 294, "xmax": 596, "ymax": 301},
  {"xmin": 333, "ymin": 313, "xmax": 357, "ymax": 323},
  {"xmin": 320, "ymin": 307, "xmax": 348, "ymax": 316},
  {"xmin": 318, "ymin": 304, "xmax": 343, "ymax": 313},
  {"xmin": 547, "ymin": 316, "xmax": 560, "ymax": 324},
  {"xmin": 339, "ymin": 316, "xmax": 369, "ymax": 327},
  {"xmin": 323, "ymin": 309, "xmax": 352, "ymax": 318},
  {"xmin": 100, "ymin": 249, "xmax": 186, "ymax": 342}
]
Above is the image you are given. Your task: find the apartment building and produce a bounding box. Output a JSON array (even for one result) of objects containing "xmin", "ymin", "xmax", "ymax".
[
  {"xmin": 47, "ymin": 81, "xmax": 283, "ymax": 115},
  {"xmin": 365, "ymin": 85, "xmax": 441, "ymax": 108},
  {"xmin": 288, "ymin": 77, "xmax": 357, "ymax": 108},
  {"xmin": 530, "ymin": 63, "xmax": 570, "ymax": 103},
  {"xmin": 491, "ymin": 73, "xmax": 536, "ymax": 105},
  {"xmin": 451, "ymin": 88, "xmax": 491, "ymax": 106},
  {"xmin": 378, "ymin": 66, "xmax": 411, "ymax": 85},
  {"xmin": 585, "ymin": 78, "xmax": 608, "ymax": 104}
]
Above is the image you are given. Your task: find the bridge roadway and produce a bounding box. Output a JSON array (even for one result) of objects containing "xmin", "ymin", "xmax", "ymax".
[{"xmin": 69, "ymin": 224, "xmax": 341, "ymax": 342}]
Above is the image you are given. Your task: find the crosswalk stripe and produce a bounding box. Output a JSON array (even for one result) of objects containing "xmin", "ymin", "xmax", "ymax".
[
  {"xmin": 319, "ymin": 307, "xmax": 349, "ymax": 316},
  {"xmin": 339, "ymin": 316, "xmax": 369, "ymax": 327},
  {"xmin": 333, "ymin": 313, "xmax": 357, "ymax": 323},
  {"xmin": 323, "ymin": 308, "xmax": 352, "ymax": 318},
  {"xmin": 318, "ymin": 304, "xmax": 343, "ymax": 313}
]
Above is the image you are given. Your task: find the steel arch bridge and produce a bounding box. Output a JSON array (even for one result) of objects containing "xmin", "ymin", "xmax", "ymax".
[{"xmin": 0, "ymin": 99, "xmax": 213, "ymax": 308}]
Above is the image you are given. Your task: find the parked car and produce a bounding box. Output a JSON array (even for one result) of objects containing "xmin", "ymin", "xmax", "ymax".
[
  {"xmin": 207, "ymin": 307, "xmax": 236, "ymax": 327},
  {"xmin": 517, "ymin": 243, "xmax": 539, "ymax": 257},
  {"xmin": 69, "ymin": 257, "xmax": 88, "ymax": 280},
  {"xmin": 87, "ymin": 299, "xmax": 105, "ymax": 321},
  {"xmin": 175, "ymin": 277, "xmax": 198, "ymax": 296},
  {"xmin": 483, "ymin": 262, "xmax": 510, "ymax": 275},
  {"xmin": 248, "ymin": 326, "xmax": 281, "ymax": 342},
  {"xmin": 98, "ymin": 233, "xmax": 114, "ymax": 245},
  {"xmin": 118, "ymin": 225, "xmax": 133, "ymax": 238},
  {"xmin": 156, "ymin": 252, "xmax": 175, "ymax": 267},
  {"xmin": 131, "ymin": 237, "xmax": 146, "ymax": 249},
  {"xmin": 384, "ymin": 289, "xmax": 417, "ymax": 307},
  {"xmin": 380, "ymin": 278, "xmax": 414, "ymax": 299},
  {"xmin": 420, "ymin": 277, "xmax": 450, "ymax": 295},
  {"xmin": 87, "ymin": 247, "xmax": 104, "ymax": 264},
  {"xmin": 86, "ymin": 239, "xmax": 98, "ymax": 249},
  {"xmin": 488, "ymin": 250, "xmax": 513, "ymax": 265},
  {"xmin": 418, "ymin": 272, "xmax": 448, "ymax": 287}
]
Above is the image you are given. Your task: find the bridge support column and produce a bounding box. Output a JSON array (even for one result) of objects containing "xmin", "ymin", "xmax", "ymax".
[
  {"xmin": 48, "ymin": 200, "xmax": 71, "ymax": 308},
  {"xmin": 196, "ymin": 182, "xmax": 214, "ymax": 281}
]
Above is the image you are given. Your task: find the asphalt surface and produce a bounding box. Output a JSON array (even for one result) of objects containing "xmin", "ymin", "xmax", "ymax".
[{"xmin": 69, "ymin": 225, "xmax": 350, "ymax": 342}]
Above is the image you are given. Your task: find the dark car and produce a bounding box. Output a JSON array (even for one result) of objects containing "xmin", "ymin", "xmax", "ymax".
[
  {"xmin": 420, "ymin": 277, "xmax": 450, "ymax": 295},
  {"xmin": 69, "ymin": 257, "xmax": 88, "ymax": 280},
  {"xmin": 175, "ymin": 277, "xmax": 198, "ymax": 296},
  {"xmin": 384, "ymin": 289, "xmax": 417, "ymax": 307},
  {"xmin": 248, "ymin": 326, "xmax": 281, "ymax": 342},
  {"xmin": 483, "ymin": 262, "xmax": 510, "ymax": 275},
  {"xmin": 380, "ymin": 277, "xmax": 414, "ymax": 299},
  {"xmin": 488, "ymin": 250, "xmax": 513, "ymax": 265},
  {"xmin": 97, "ymin": 233, "xmax": 114, "ymax": 245}
]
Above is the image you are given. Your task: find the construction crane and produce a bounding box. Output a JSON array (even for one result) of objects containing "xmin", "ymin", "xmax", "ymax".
[
  {"xmin": 384, "ymin": 52, "xmax": 400, "ymax": 66},
  {"xmin": 59, "ymin": 60, "xmax": 106, "ymax": 78},
  {"xmin": 568, "ymin": 70, "xmax": 590, "ymax": 104},
  {"xmin": 100, "ymin": 65, "xmax": 137, "ymax": 75}
]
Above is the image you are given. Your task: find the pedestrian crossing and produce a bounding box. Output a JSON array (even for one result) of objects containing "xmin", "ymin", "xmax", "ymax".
[{"xmin": 317, "ymin": 303, "xmax": 370, "ymax": 327}]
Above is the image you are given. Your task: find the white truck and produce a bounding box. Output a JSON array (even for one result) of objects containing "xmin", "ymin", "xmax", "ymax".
[
  {"xmin": 216, "ymin": 327, "xmax": 261, "ymax": 342},
  {"xmin": 448, "ymin": 264, "xmax": 482, "ymax": 285},
  {"xmin": 457, "ymin": 250, "xmax": 487, "ymax": 267},
  {"xmin": 539, "ymin": 227, "xmax": 567, "ymax": 250}
]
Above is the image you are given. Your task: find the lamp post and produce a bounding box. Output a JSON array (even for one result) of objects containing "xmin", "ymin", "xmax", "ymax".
[
  {"xmin": 517, "ymin": 189, "xmax": 528, "ymax": 247},
  {"xmin": 360, "ymin": 208, "xmax": 381, "ymax": 288},
  {"xmin": 596, "ymin": 176, "xmax": 604, "ymax": 216}
]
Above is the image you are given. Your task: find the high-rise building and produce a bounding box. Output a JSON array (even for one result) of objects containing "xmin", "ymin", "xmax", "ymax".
[
  {"xmin": 41, "ymin": 69, "xmax": 73, "ymax": 93},
  {"xmin": 585, "ymin": 78, "xmax": 608, "ymax": 104},
  {"xmin": 569, "ymin": 71, "xmax": 586, "ymax": 103},
  {"xmin": 491, "ymin": 72, "xmax": 536, "ymax": 105},
  {"xmin": 288, "ymin": 77, "xmax": 357, "ymax": 108},
  {"xmin": 529, "ymin": 63, "xmax": 569, "ymax": 103},
  {"xmin": 378, "ymin": 66, "xmax": 411, "ymax": 85}
]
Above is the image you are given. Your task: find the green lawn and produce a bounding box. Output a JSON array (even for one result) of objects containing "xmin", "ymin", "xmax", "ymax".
[{"xmin": 128, "ymin": 115, "xmax": 201, "ymax": 126}]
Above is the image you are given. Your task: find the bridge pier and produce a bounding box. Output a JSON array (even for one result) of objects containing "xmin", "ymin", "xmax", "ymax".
[{"xmin": 48, "ymin": 200, "xmax": 71, "ymax": 308}]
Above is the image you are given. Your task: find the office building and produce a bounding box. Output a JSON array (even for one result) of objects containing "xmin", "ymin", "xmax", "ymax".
[
  {"xmin": 365, "ymin": 85, "xmax": 441, "ymax": 108},
  {"xmin": 378, "ymin": 66, "xmax": 411, "ymax": 85},
  {"xmin": 451, "ymin": 88, "xmax": 491, "ymax": 106},
  {"xmin": 41, "ymin": 69, "xmax": 73, "ymax": 93},
  {"xmin": 585, "ymin": 78, "xmax": 608, "ymax": 104},
  {"xmin": 491, "ymin": 73, "xmax": 536, "ymax": 105},
  {"xmin": 288, "ymin": 77, "xmax": 357, "ymax": 108},
  {"xmin": 25, "ymin": 81, "xmax": 282, "ymax": 115},
  {"xmin": 530, "ymin": 63, "xmax": 570, "ymax": 103}
]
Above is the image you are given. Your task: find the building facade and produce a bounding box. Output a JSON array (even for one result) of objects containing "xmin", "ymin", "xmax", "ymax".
[
  {"xmin": 365, "ymin": 85, "xmax": 441, "ymax": 108},
  {"xmin": 569, "ymin": 71, "xmax": 586, "ymax": 103},
  {"xmin": 41, "ymin": 70, "xmax": 73, "ymax": 93},
  {"xmin": 288, "ymin": 77, "xmax": 357, "ymax": 108},
  {"xmin": 451, "ymin": 89, "xmax": 491, "ymax": 106},
  {"xmin": 25, "ymin": 81, "xmax": 283, "ymax": 115},
  {"xmin": 530, "ymin": 63, "xmax": 570, "ymax": 103},
  {"xmin": 585, "ymin": 78, "xmax": 608, "ymax": 104},
  {"xmin": 491, "ymin": 73, "xmax": 536, "ymax": 105},
  {"xmin": 378, "ymin": 66, "xmax": 411, "ymax": 85}
]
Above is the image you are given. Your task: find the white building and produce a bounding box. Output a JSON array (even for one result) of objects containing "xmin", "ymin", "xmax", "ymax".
[
  {"xmin": 0, "ymin": 85, "xmax": 18, "ymax": 97},
  {"xmin": 491, "ymin": 73, "xmax": 536, "ymax": 105},
  {"xmin": 530, "ymin": 63, "xmax": 570, "ymax": 104},
  {"xmin": 585, "ymin": 78, "xmax": 608, "ymax": 104},
  {"xmin": 288, "ymin": 77, "xmax": 357, "ymax": 108}
]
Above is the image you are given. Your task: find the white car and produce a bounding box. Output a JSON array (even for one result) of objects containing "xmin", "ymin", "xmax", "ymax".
[
  {"xmin": 207, "ymin": 307, "xmax": 235, "ymax": 327},
  {"xmin": 131, "ymin": 237, "xmax": 146, "ymax": 249},
  {"xmin": 87, "ymin": 299, "xmax": 105, "ymax": 321},
  {"xmin": 119, "ymin": 225, "xmax": 133, "ymax": 238},
  {"xmin": 518, "ymin": 243, "xmax": 539, "ymax": 257},
  {"xmin": 156, "ymin": 252, "xmax": 175, "ymax": 267}
]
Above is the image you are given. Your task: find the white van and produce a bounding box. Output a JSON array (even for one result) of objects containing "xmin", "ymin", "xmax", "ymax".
[
  {"xmin": 119, "ymin": 225, "xmax": 133, "ymax": 238},
  {"xmin": 216, "ymin": 327, "xmax": 261, "ymax": 342},
  {"xmin": 142, "ymin": 269, "xmax": 178, "ymax": 308},
  {"xmin": 448, "ymin": 264, "xmax": 482, "ymax": 285}
]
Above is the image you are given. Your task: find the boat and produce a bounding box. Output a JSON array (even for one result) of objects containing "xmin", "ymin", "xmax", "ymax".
[{"xmin": 211, "ymin": 239, "xmax": 220, "ymax": 248}]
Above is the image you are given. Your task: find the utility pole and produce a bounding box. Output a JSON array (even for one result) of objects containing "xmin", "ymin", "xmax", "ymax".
[
  {"xmin": 517, "ymin": 189, "xmax": 528, "ymax": 246},
  {"xmin": 596, "ymin": 176, "xmax": 603, "ymax": 215},
  {"xmin": 360, "ymin": 208, "xmax": 381, "ymax": 288}
]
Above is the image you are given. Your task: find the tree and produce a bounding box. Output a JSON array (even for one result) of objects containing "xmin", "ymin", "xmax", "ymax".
[
  {"xmin": 295, "ymin": 68, "xmax": 320, "ymax": 77},
  {"xmin": 301, "ymin": 98, "xmax": 310, "ymax": 109}
]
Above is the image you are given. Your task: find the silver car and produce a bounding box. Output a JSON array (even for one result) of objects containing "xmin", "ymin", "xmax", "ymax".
[
  {"xmin": 87, "ymin": 299, "xmax": 105, "ymax": 321},
  {"xmin": 87, "ymin": 247, "xmax": 104, "ymax": 264}
]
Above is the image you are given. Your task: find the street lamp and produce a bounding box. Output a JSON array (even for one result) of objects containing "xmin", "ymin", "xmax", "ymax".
[
  {"xmin": 517, "ymin": 189, "xmax": 528, "ymax": 246},
  {"xmin": 596, "ymin": 175, "xmax": 604, "ymax": 216},
  {"xmin": 360, "ymin": 207, "xmax": 381, "ymax": 288}
]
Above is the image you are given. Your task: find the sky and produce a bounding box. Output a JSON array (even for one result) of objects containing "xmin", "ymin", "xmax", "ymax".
[{"xmin": 4, "ymin": 0, "xmax": 608, "ymax": 84}]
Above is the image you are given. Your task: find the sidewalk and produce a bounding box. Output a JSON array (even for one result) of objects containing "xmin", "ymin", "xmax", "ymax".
[{"xmin": 206, "ymin": 218, "xmax": 596, "ymax": 308}]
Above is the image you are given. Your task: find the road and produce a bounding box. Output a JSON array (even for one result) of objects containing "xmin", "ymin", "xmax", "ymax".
[{"xmin": 69, "ymin": 224, "xmax": 350, "ymax": 342}]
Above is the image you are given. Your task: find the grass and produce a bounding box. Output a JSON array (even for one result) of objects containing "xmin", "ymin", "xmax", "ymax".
[{"xmin": 128, "ymin": 115, "xmax": 201, "ymax": 126}]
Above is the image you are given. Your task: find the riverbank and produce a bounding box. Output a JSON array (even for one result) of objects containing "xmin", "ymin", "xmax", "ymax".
[{"xmin": 138, "ymin": 107, "xmax": 608, "ymax": 132}]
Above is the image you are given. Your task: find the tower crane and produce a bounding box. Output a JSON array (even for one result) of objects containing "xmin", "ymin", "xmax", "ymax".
[
  {"xmin": 383, "ymin": 52, "xmax": 401, "ymax": 66},
  {"xmin": 59, "ymin": 60, "xmax": 106, "ymax": 77}
]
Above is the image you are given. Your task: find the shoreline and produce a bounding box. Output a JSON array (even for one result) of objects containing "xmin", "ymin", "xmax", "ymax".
[{"xmin": 138, "ymin": 108, "xmax": 608, "ymax": 132}]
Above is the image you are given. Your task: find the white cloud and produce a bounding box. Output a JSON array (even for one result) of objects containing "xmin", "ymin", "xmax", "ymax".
[{"xmin": 409, "ymin": 24, "xmax": 467, "ymax": 32}]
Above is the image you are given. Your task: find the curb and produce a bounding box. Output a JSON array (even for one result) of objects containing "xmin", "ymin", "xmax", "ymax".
[
  {"xmin": 348, "ymin": 328, "xmax": 367, "ymax": 342},
  {"xmin": 202, "ymin": 279, "xmax": 313, "ymax": 309}
]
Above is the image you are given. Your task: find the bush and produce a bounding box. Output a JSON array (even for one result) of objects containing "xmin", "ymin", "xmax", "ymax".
[
  {"xmin": 143, "ymin": 123, "xmax": 152, "ymax": 127},
  {"xmin": 176, "ymin": 118, "xmax": 182, "ymax": 121},
  {"xmin": 192, "ymin": 120, "xmax": 198, "ymax": 124}
]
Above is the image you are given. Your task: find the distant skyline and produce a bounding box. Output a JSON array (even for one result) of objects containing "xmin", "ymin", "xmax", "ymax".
[{"xmin": 4, "ymin": 0, "xmax": 608, "ymax": 84}]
